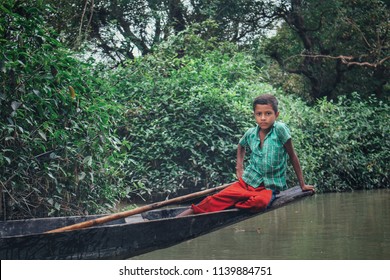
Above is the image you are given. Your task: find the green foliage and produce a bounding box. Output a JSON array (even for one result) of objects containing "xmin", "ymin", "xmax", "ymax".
[
  {"xmin": 261, "ymin": 0, "xmax": 390, "ymax": 101},
  {"xmin": 0, "ymin": 1, "xmax": 128, "ymax": 219},
  {"xmin": 107, "ymin": 38, "xmax": 265, "ymax": 195},
  {"xmin": 278, "ymin": 93, "xmax": 389, "ymax": 192}
]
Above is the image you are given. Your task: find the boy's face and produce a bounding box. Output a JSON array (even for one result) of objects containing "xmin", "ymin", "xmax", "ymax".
[{"xmin": 253, "ymin": 104, "xmax": 279, "ymax": 131}]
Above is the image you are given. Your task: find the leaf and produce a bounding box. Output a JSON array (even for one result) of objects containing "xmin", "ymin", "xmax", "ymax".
[
  {"xmin": 11, "ymin": 101, "xmax": 22, "ymax": 111},
  {"xmin": 38, "ymin": 130, "xmax": 47, "ymax": 141},
  {"xmin": 4, "ymin": 157, "xmax": 11, "ymax": 164},
  {"xmin": 78, "ymin": 172, "xmax": 86, "ymax": 181},
  {"xmin": 83, "ymin": 156, "xmax": 93, "ymax": 166},
  {"xmin": 47, "ymin": 198, "xmax": 54, "ymax": 205},
  {"xmin": 68, "ymin": 86, "xmax": 76, "ymax": 99},
  {"xmin": 48, "ymin": 173, "xmax": 57, "ymax": 183}
]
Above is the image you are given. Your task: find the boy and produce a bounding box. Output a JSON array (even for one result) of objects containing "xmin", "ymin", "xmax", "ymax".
[{"xmin": 177, "ymin": 94, "xmax": 314, "ymax": 217}]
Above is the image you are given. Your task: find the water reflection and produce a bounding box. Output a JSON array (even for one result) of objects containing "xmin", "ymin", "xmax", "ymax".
[{"xmin": 132, "ymin": 189, "xmax": 390, "ymax": 260}]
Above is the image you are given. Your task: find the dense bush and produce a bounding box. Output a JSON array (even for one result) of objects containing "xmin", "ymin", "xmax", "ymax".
[
  {"xmin": 0, "ymin": 2, "xmax": 128, "ymax": 219},
  {"xmin": 277, "ymin": 93, "xmax": 389, "ymax": 191},
  {"xmin": 109, "ymin": 44, "xmax": 266, "ymax": 197}
]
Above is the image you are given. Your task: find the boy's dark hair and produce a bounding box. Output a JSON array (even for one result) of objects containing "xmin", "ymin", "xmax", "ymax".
[{"xmin": 253, "ymin": 94, "xmax": 279, "ymax": 113}]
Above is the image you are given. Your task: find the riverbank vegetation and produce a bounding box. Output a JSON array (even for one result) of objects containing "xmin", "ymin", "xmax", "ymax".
[{"xmin": 1, "ymin": 1, "xmax": 389, "ymax": 219}]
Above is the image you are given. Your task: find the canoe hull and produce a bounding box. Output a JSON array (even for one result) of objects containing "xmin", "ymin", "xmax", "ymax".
[
  {"xmin": 0, "ymin": 186, "xmax": 312, "ymax": 259},
  {"xmin": 0, "ymin": 208, "xmax": 263, "ymax": 259}
]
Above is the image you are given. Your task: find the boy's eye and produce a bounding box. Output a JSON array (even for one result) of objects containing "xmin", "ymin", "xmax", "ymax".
[
  {"xmin": 256, "ymin": 112, "xmax": 272, "ymax": 116},
  {"xmin": 255, "ymin": 111, "xmax": 274, "ymax": 117}
]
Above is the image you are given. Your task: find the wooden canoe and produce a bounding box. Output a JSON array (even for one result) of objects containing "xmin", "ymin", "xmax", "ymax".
[{"xmin": 0, "ymin": 186, "xmax": 313, "ymax": 260}]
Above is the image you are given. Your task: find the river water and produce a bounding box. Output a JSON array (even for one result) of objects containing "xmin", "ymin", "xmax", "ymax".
[{"xmin": 132, "ymin": 189, "xmax": 390, "ymax": 260}]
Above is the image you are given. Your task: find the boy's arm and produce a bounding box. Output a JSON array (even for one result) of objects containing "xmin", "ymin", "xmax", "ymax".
[
  {"xmin": 236, "ymin": 144, "xmax": 246, "ymax": 179},
  {"xmin": 284, "ymin": 139, "xmax": 315, "ymax": 192}
]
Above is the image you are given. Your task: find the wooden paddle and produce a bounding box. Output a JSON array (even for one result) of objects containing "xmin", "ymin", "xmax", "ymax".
[{"xmin": 45, "ymin": 182, "xmax": 233, "ymax": 234}]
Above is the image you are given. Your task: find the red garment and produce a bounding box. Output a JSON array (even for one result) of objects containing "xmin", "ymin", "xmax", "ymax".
[{"xmin": 191, "ymin": 178, "xmax": 273, "ymax": 214}]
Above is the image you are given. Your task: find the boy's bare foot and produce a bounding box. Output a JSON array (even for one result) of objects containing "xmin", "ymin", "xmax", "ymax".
[{"xmin": 176, "ymin": 208, "xmax": 194, "ymax": 217}]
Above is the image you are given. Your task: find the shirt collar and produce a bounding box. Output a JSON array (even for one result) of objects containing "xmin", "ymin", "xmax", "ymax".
[{"xmin": 255, "ymin": 122, "xmax": 276, "ymax": 139}]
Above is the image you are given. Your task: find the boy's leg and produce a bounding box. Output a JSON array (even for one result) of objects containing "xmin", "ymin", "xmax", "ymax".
[
  {"xmin": 176, "ymin": 180, "xmax": 246, "ymax": 217},
  {"xmin": 192, "ymin": 179, "xmax": 263, "ymax": 214},
  {"xmin": 176, "ymin": 207, "xmax": 194, "ymax": 217},
  {"xmin": 234, "ymin": 187, "xmax": 273, "ymax": 212},
  {"xmin": 180, "ymin": 179, "xmax": 274, "ymax": 215}
]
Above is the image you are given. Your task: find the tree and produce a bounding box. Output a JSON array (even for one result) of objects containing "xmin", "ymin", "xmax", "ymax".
[
  {"xmin": 262, "ymin": 0, "xmax": 390, "ymax": 100},
  {"xmin": 45, "ymin": 0, "xmax": 389, "ymax": 99},
  {"xmin": 44, "ymin": 0, "xmax": 279, "ymax": 64}
]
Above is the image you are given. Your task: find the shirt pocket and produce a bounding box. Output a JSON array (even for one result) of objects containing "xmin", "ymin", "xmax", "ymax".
[{"xmin": 262, "ymin": 141, "xmax": 284, "ymax": 172}]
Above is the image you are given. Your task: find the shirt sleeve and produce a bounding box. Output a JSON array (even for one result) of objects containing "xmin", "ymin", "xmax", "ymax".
[
  {"xmin": 239, "ymin": 127, "xmax": 254, "ymax": 147},
  {"xmin": 275, "ymin": 122, "xmax": 291, "ymax": 145}
]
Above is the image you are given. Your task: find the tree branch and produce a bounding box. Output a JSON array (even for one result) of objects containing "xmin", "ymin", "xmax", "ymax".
[{"xmin": 290, "ymin": 54, "xmax": 390, "ymax": 68}]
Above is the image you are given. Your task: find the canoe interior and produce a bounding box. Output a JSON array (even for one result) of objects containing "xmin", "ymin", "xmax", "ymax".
[
  {"xmin": 0, "ymin": 207, "xmax": 190, "ymax": 238},
  {"xmin": 0, "ymin": 214, "xmax": 127, "ymax": 238}
]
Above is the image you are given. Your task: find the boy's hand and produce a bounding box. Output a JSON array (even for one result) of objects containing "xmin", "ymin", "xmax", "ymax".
[{"xmin": 301, "ymin": 185, "xmax": 315, "ymax": 193}]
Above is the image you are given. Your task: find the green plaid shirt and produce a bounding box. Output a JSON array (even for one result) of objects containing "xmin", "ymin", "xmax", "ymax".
[{"xmin": 239, "ymin": 121, "xmax": 291, "ymax": 190}]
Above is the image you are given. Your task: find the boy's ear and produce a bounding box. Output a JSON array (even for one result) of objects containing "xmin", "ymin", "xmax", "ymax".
[{"xmin": 275, "ymin": 111, "xmax": 280, "ymax": 118}]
